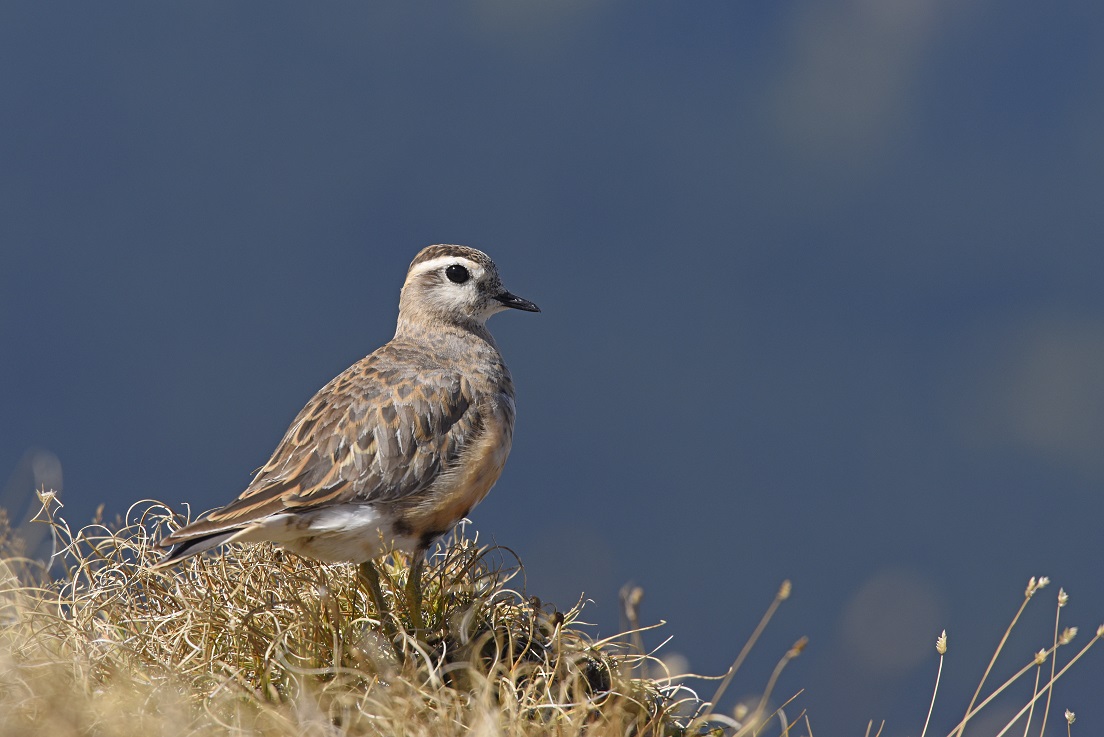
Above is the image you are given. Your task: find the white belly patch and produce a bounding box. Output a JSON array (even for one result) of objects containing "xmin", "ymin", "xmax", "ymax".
[{"xmin": 230, "ymin": 504, "xmax": 415, "ymax": 563}]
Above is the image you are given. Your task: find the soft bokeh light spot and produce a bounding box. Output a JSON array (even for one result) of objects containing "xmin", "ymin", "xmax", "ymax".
[
  {"xmin": 962, "ymin": 316, "xmax": 1104, "ymax": 479},
  {"xmin": 840, "ymin": 569, "xmax": 945, "ymax": 676}
]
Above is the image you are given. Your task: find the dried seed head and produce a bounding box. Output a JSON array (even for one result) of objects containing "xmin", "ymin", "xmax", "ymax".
[
  {"xmin": 778, "ymin": 580, "xmax": 792, "ymax": 601},
  {"xmin": 1097, "ymin": 623, "xmax": 1104, "ymax": 638},
  {"xmin": 1058, "ymin": 588, "xmax": 1069, "ymax": 607},
  {"xmin": 787, "ymin": 636, "xmax": 808, "ymax": 658},
  {"xmin": 1065, "ymin": 710, "xmax": 1075, "ymax": 725},
  {"xmin": 620, "ymin": 585, "xmax": 644, "ymax": 619},
  {"xmin": 936, "ymin": 630, "xmax": 947, "ymax": 655},
  {"xmin": 1059, "ymin": 626, "xmax": 1078, "ymax": 645},
  {"xmin": 1026, "ymin": 576, "xmax": 1051, "ymax": 597},
  {"xmin": 1034, "ymin": 649, "xmax": 1048, "ymax": 666}
]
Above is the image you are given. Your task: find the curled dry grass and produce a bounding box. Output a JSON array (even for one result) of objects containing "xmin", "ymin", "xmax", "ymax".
[
  {"xmin": 0, "ymin": 496, "xmax": 709, "ymax": 737},
  {"xmin": 2, "ymin": 492, "xmax": 1100, "ymax": 737}
]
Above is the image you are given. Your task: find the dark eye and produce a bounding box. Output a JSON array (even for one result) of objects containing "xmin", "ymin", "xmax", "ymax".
[{"xmin": 446, "ymin": 264, "xmax": 470, "ymax": 284}]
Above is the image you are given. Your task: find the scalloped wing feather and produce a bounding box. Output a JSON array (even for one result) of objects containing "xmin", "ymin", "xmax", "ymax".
[{"xmin": 158, "ymin": 344, "xmax": 482, "ymax": 548}]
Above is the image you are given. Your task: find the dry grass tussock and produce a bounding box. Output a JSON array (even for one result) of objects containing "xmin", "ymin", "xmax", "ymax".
[
  {"xmin": 1, "ymin": 492, "xmax": 1101, "ymax": 737},
  {"xmin": 0, "ymin": 494, "xmax": 730, "ymax": 737}
]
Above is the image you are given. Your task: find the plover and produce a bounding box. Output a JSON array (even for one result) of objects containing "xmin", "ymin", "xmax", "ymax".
[{"xmin": 155, "ymin": 244, "xmax": 538, "ymax": 627}]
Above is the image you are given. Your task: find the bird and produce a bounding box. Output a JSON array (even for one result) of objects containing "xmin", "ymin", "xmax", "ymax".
[{"xmin": 154, "ymin": 244, "xmax": 539, "ymax": 629}]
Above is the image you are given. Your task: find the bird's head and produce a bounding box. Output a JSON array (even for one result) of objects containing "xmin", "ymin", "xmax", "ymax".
[{"xmin": 398, "ymin": 245, "xmax": 539, "ymax": 332}]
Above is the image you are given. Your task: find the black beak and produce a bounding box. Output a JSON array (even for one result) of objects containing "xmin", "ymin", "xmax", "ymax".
[{"xmin": 494, "ymin": 290, "xmax": 540, "ymax": 313}]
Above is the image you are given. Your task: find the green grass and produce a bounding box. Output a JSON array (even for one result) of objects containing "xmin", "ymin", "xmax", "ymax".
[{"xmin": 0, "ymin": 492, "xmax": 1099, "ymax": 736}]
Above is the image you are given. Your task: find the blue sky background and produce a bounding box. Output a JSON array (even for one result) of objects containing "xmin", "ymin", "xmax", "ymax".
[{"xmin": 3, "ymin": 2, "xmax": 1104, "ymax": 733}]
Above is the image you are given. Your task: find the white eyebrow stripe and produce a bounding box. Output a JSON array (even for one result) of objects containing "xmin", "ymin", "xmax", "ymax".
[{"xmin": 406, "ymin": 256, "xmax": 482, "ymax": 279}]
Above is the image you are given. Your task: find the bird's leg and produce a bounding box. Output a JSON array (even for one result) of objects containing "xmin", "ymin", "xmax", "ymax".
[
  {"xmin": 358, "ymin": 561, "xmax": 393, "ymax": 634},
  {"xmin": 406, "ymin": 550, "xmax": 425, "ymax": 633}
]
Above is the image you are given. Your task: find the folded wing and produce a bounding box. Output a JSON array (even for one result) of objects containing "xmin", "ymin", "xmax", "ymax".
[{"xmin": 156, "ymin": 350, "xmax": 481, "ymax": 561}]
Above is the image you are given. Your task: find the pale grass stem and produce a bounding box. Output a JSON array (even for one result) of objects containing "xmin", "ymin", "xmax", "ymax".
[
  {"xmin": 619, "ymin": 583, "xmax": 646, "ymax": 674},
  {"xmin": 991, "ymin": 628, "xmax": 1103, "ymax": 737},
  {"xmin": 1022, "ymin": 657, "xmax": 1043, "ymax": 737},
  {"xmin": 758, "ymin": 690, "xmax": 805, "ymax": 737},
  {"xmin": 921, "ymin": 630, "xmax": 948, "ymax": 737},
  {"xmin": 698, "ymin": 579, "xmax": 791, "ymax": 725},
  {"xmin": 1038, "ymin": 588, "xmax": 1068, "ymax": 737},
  {"xmin": 733, "ymin": 637, "xmax": 807, "ymax": 737},
  {"xmin": 953, "ymin": 576, "xmax": 1049, "ymax": 737},
  {"xmin": 779, "ymin": 705, "xmax": 807, "ymax": 737},
  {"xmin": 864, "ymin": 719, "xmax": 886, "ymax": 737},
  {"xmin": 944, "ymin": 635, "xmax": 1077, "ymax": 737}
]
